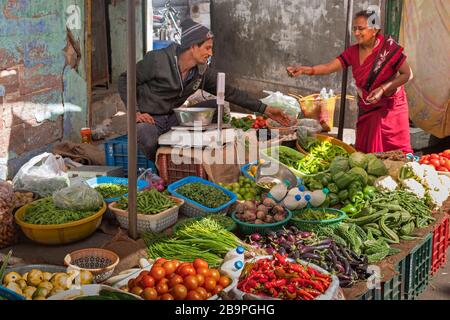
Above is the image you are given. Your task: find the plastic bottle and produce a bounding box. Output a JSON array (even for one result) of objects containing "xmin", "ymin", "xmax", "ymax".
[
  {"xmin": 223, "ymin": 246, "xmax": 245, "ymax": 262},
  {"xmin": 268, "ymin": 180, "xmax": 290, "ymax": 202},
  {"xmin": 220, "ymin": 257, "xmax": 245, "ymax": 279},
  {"xmin": 283, "ymin": 194, "xmax": 300, "ymax": 211},
  {"xmin": 310, "ymin": 188, "xmax": 328, "ymax": 207}
]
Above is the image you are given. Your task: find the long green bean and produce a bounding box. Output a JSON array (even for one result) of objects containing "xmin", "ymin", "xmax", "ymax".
[
  {"xmin": 116, "ymin": 189, "xmax": 175, "ymax": 214},
  {"xmin": 23, "ymin": 198, "xmax": 97, "ymax": 225}
]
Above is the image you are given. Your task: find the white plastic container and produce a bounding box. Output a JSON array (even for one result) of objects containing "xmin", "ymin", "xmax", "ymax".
[
  {"xmin": 268, "ymin": 180, "xmax": 291, "ymax": 202},
  {"xmin": 223, "ymin": 246, "xmax": 245, "ymax": 262},
  {"xmin": 310, "ymin": 190, "xmax": 327, "ymax": 207}
]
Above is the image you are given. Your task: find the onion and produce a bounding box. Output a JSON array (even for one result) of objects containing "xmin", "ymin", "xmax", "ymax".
[{"xmin": 250, "ymin": 233, "xmax": 261, "ymax": 242}]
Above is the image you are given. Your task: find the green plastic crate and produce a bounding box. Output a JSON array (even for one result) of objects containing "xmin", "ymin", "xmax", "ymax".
[
  {"xmin": 381, "ymin": 258, "xmax": 407, "ymax": 300},
  {"xmin": 404, "ymin": 233, "xmax": 433, "ymax": 300},
  {"xmin": 357, "ymin": 288, "xmax": 381, "ymax": 300}
]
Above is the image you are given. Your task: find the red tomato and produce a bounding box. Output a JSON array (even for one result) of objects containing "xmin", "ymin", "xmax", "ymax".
[
  {"xmin": 422, "ymin": 160, "xmax": 430, "ymax": 165},
  {"xmin": 439, "ymin": 167, "xmax": 449, "ymax": 172},
  {"xmin": 150, "ymin": 266, "xmax": 166, "ymax": 281},
  {"xmin": 430, "ymin": 154, "xmax": 440, "ymax": 160},
  {"xmin": 161, "ymin": 294, "xmax": 174, "ymax": 300},
  {"xmin": 142, "ymin": 287, "xmax": 158, "ymax": 300},
  {"xmin": 163, "ymin": 261, "xmax": 177, "ymax": 276},
  {"xmin": 183, "ymin": 275, "xmax": 199, "ymax": 291},
  {"xmin": 169, "ymin": 275, "xmax": 184, "ymax": 288},
  {"xmin": 193, "ymin": 258, "xmax": 209, "ymax": 270},
  {"xmin": 430, "ymin": 159, "xmax": 441, "ymax": 168},
  {"xmin": 179, "ymin": 266, "xmax": 196, "ymax": 277},
  {"xmin": 172, "ymin": 284, "xmax": 188, "ymax": 300},
  {"xmin": 140, "ymin": 275, "xmax": 156, "ymax": 289},
  {"xmin": 186, "ymin": 291, "xmax": 203, "ymax": 301},
  {"xmin": 446, "ymin": 159, "xmax": 450, "ymax": 169},
  {"xmin": 440, "ymin": 158, "xmax": 447, "ymax": 166}
]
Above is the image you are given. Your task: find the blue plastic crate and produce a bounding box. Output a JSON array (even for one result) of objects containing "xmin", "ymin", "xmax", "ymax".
[
  {"xmin": 85, "ymin": 176, "xmax": 149, "ymax": 203},
  {"xmin": 104, "ymin": 135, "xmax": 157, "ymax": 177},
  {"xmin": 167, "ymin": 176, "xmax": 237, "ymax": 216}
]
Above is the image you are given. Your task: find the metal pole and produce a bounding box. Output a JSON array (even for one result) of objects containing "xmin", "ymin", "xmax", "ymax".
[
  {"xmin": 338, "ymin": 0, "xmax": 354, "ymax": 141},
  {"xmin": 127, "ymin": 0, "xmax": 138, "ymax": 240}
]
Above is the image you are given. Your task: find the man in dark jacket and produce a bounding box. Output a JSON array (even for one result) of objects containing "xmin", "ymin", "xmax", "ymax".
[{"xmin": 118, "ymin": 19, "xmax": 291, "ymax": 161}]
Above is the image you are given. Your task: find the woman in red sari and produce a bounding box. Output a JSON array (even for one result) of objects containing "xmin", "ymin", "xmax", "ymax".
[{"xmin": 287, "ymin": 10, "xmax": 413, "ymax": 154}]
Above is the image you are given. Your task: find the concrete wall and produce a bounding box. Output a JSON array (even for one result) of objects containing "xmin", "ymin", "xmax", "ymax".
[
  {"xmin": 109, "ymin": 0, "xmax": 144, "ymax": 83},
  {"xmin": 211, "ymin": 0, "xmax": 383, "ymax": 128},
  {"xmin": 0, "ymin": 0, "xmax": 87, "ymax": 179}
]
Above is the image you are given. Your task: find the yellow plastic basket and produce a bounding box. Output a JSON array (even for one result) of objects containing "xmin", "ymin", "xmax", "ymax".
[{"xmin": 15, "ymin": 202, "xmax": 107, "ymax": 245}]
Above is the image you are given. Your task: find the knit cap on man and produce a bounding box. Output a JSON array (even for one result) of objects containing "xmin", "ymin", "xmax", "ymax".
[{"xmin": 180, "ymin": 18, "xmax": 214, "ymax": 51}]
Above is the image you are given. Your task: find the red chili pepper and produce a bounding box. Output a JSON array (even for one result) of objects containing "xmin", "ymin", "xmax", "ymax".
[
  {"xmin": 297, "ymin": 289, "xmax": 315, "ymax": 300},
  {"xmin": 287, "ymin": 284, "xmax": 296, "ymax": 294},
  {"xmin": 303, "ymin": 288, "xmax": 322, "ymax": 297},
  {"xmin": 274, "ymin": 253, "xmax": 288, "ymax": 266},
  {"xmin": 289, "ymin": 264, "xmax": 311, "ymax": 279},
  {"xmin": 264, "ymin": 279, "xmax": 287, "ymax": 290},
  {"xmin": 269, "ymin": 287, "xmax": 279, "ymax": 298},
  {"xmin": 308, "ymin": 266, "xmax": 330, "ymax": 280}
]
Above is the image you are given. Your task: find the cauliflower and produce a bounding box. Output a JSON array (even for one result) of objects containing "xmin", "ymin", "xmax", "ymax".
[
  {"xmin": 426, "ymin": 189, "xmax": 448, "ymax": 210},
  {"xmin": 422, "ymin": 174, "xmax": 443, "ymax": 192},
  {"xmin": 374, "ymin": 176, "xmax": 398, "ymax": 192},
  {"xmin": 399, "ymin": 162, "xmax": 424, "ymax": 181},
  {"xmin": 402, "ymin": 178, "xmax": 426, "ymax": 199},
  {"xmin": 438, "ymin": 175, "xmax": 450, "ymax": 193}
]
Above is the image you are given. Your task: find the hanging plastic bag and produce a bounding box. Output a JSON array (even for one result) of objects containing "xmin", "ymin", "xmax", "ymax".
[
  {"xmin": 260, "ymin": 91, "xmax": 300, "ymax": 126},
  {"xmin": 138, "ymin": 168, "xmax": 166, "ymax": 192},
  {"xmin": 297, "ymin": 119, "xmax": 323, "ymax": 150},
  {"xmin": 12, "ymin": 153, "xmax": 70, "ymax": 197},
  {"xmin": 53, "ymin": 185, "xmax": 103, "ymax": 211}
]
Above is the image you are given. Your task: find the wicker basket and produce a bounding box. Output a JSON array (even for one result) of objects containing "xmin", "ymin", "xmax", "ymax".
[
  {"xmin": 64, "ymin": 248, "xmax": 120, "ymax": 283},
  {"xmin": 296, "ymin": 134, "xmax": 356, "ymax": 155},
  {"xmin": 108, "ymin": 196, "xmax": 184, "ymax": 234}
]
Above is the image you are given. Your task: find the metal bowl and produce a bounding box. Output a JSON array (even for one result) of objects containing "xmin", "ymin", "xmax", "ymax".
[
  {"xmin": 174, "ymin": 108, "xmax": 216, "ymax": 127},
  {"xmin": 255, "ymin": 160, "xmax": 299, "ymax": 190}
]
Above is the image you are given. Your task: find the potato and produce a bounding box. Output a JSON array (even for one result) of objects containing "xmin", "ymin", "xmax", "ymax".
[
  {"xmin": 256, "ymin": 211, "xmax": 266, "ymax": 220},
  {"xmin": 254, "ymin": 219, "xmax": 265, "ymax": 225},
  {"xmin": 264, "ymin": 215, "xmax": 274, "ymax": 223}
]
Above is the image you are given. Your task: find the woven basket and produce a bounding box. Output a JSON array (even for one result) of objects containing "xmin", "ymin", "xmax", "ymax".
[
  {"xmin": 296, "ymin": 134, "xmax": 356, "ymax": 155},
  {"xmin": 64, "ymin": 248, "xmax": 120, "ymax": 283},
  {"xmin": 108, "ymin": 196, "xmax": 183, "ymax": 234}
]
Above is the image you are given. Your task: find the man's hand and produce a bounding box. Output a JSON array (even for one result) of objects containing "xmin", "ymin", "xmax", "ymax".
[
  {"xmin": 286, "ymin": 65, "xmax": 311, "ymax": 77},
  {"xmin": 366, "ymin": 86, "xmax": 385, "ymax": 105},
  {"xmin": 264, "ymin": 106, "xmax": 294, "ymax": 127},
  {"xmin": 136, "ymin": 112, "xmax": 155, "ymax": 124}
]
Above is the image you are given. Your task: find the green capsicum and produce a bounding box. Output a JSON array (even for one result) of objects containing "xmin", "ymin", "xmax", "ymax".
[
  {"xmin": 351, "ymin": 191, "xmax": 365, "ymax": 204},
  {"xmin": 327, "ymin": 193, "xmax": 340, "ymax": 206},
  {"xmin": 308, "ymin": 179, "xmax": 324, "ymax": 191},
  {"xmin": 341, "ymin": 203, "xmax": 358, "ymax": 216},
  {"xmin": 338, "ymin": 190, "xmax": 349, "ymax": 202},
  {"xmin": 363, "ymin": 186, "xmax": 377, "ymax": 199}
]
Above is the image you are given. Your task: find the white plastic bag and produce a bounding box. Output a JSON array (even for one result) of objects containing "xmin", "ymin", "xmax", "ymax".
[
  {"xmin": 12, "ymin": 153, "xmax": 70, "ymax": 197},
  {"xmin": 260, "ymin": 91, "xmax": 301, "ymax": 122}
]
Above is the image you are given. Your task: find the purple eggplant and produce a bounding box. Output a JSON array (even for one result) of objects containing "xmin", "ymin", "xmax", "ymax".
[
  {"xmin": 301, "ymin": 252, "xmax": 322, "ymax": 261},
  {"xmin": 266, "ymin": 247, "xmax": 275, "ymax": 255},
  {"xmin": 339, "ymin": 279, "xmax": 354, "ymax": 288},
  {"xmin": 299, "ymin": 231, "xmax": 312, "ymax": 238}
]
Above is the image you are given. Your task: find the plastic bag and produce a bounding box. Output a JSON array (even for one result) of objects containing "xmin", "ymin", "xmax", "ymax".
[
  {"xmin": 297, "ymin": 119, "xmax": 323, "ymax": 149},
  {"xmin": 138, "ymin": 168, "xmax": 166, "ymax": 192},
  {"xmin": 12, "ymin": 153, "xmax": 70, "ymax": 197},
  {"xmin": 260, "ymin": 91, "xmax": 300, "ymax": 125},
  {"xmin": 53, "ymin": 185, "xmax": 103, "ymax": 211},
  {"xmin": 0, "ymin": 180, "xmax": 17, "ymax": 249}
]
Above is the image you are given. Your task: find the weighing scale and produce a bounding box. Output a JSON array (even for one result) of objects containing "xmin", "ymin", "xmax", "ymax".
[{"xmin": 158, "ymin": 73, "xmax": 233, "ymax": 149}]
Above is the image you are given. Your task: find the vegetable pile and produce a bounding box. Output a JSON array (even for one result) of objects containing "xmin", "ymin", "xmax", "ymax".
[
  {"xmin": 231, "ymin": 115, "xmax": 268, "ymax": 131},
  {"xmin": 143, "ymin": 217, "xmax": 245, "ymax": 267},
  {"xmin": 303, "ymin": 152, "xmax": 388, "ymax": 215},
  {"xmin": 295, "ymin": 208, "xmax": 340, "ymax": 221},
  {"xmin": 268, "ymin": 147, "xmax": 330, "ymax": 175},
  {"xmin": 319, "ymin": 190, "xmax": 434, "ymax": 263},
  {"xmin": 419, "ymin": 150, "xmax": 450, "ymax": 172},
  {"xmin": 220, "ymin": 176, "xmax": 262, "ymax": 202},
  {"xmin": 307, "ymin": 141, "xmax": 349, "ymax": 163},
  {"xmin": 246, "ymin": 227, "xmax": 369, "ymax": 287},
  {"xmin": 125, "ymin": 258, "xmax": 232, "ymax": 300},
  {"xmin": 398, "ymin": 162, "xmax": 450, "ymax": 210},
  {"xmin": 23, "ymin": 198, "xmax": 97, "ymax": 225},
  {"xmin": 0, "ymin": 182, "xmax": 17, "ymax": 248},
  {"xmin": 237, "ymin": 254, "xmax": 332, "ymax": 300},
  {"xmin": 2, "ymin": 268, "xmax": 94, "ymax": 300},
  {"xmin": 174, "ymin": 214, "xmax": 236, "ymax": 232},
  {"xmin": 234, "ymin": 199, "xmax": 288, "ymax": 225},
  {"xmin": 94, "ymin": 184, "xmax": 128, "ymax": 199},
  {"xmin": 176, "ymin": 183, "xmax": 231, "ymax": 209},
  {"xmin": 116, "ymin": 189, "xmax": 176, "ymax": 215}
]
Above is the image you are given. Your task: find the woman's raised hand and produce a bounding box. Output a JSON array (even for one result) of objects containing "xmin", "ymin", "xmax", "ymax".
[{"xmin": 286, "ymin": 65, "xmax": 310, "ymax": 77}]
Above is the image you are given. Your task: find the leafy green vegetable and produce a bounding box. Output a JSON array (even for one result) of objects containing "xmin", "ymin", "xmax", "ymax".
[
  {"xmin": 308, "ymin": 141, "xmax": 349, "ymax": 162},
  {"xmin": 176, "ymin": 183, "xmax": 231, "ymax": 209},
  {"xmin": 348, "ymin": 167, "xmax": 369, "ymax": 186},
  {"xmin": 330, "ymin": 156, "xmax": 350, "ymax": 178},
  {"xmin": 95, "ymin": 184, "xmax": 129, "ymax": 199},
  {"xmin": 349, "ymin": 152, "xmax": 368, "ymax": 169},
  {"xmin": 367, "ymin": 157, "xmax": 388, "ymax": 177}
]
